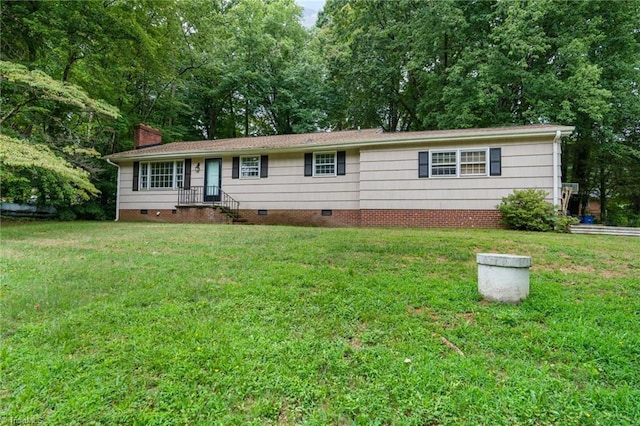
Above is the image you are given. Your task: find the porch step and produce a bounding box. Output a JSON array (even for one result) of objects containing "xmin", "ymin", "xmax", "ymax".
[
  {"xmin": 569, "ymin": 225, "xmax": 640, "ymax": 237},
  {"xmin": 216, "ymin": 206, "xmax": 249, "ymax": 224}
]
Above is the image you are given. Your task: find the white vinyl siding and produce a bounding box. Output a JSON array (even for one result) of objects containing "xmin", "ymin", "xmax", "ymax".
[
  {"xmin": 359, "ymin": 141, "xmax": 556, "ymax": 210},
  {"xmin": 227, "ymin": 151, "xmax": 359, "ymax": 210}
]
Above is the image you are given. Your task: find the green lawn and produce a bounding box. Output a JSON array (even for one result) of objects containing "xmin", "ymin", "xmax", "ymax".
[{"xmin": 1, "ymin": 222, "xmax": 639, "ymax": 425}]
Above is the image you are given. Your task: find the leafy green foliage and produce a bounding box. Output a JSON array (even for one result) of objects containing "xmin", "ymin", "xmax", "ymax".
[
  {"xmin": 0, "ymin": 59, "xmax": 119, "ymax": 209},
  {"xmin": 2, "ymin": 223, "xmax": 639, "ymax": 424},
  {"xmin": 498, "ymin": 188, "xmax": 557, "ymax": 231},
  {"xmin": 0, "ymin": 134, "xmax": 99, "ymax": 205},
  {"xmin": 554, "ymin": 214, "xmax": 580, "ymax": 234},
  {"xmin": 0, "ymin": 61, "xmax": 120, "ymax": 122}
]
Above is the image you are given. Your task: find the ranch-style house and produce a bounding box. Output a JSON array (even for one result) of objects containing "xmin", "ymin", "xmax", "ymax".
[{"xmin": 106, "ymin": 124, "xmax": 574, "ymax": 228}]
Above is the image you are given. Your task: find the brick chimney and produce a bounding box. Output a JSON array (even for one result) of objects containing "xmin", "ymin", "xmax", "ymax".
[{"xmin": 134, "ymin": 124, "xmax": 162, "ymax": 149}]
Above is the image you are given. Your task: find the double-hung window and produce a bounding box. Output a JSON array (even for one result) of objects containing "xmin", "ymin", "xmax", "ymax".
[
  {"xmin": 304, "ymin": 151, "xmax": 346, "ymax": 177},
  {"xmin": 232, "ymin": 155, "xmax": 268, "ymax": 179},
  {"xmin": 314, "ymin": 152, "xmax": 337, "ymax": 176},
  {"xmin": 460, "ymin": 149, "xmax": 487, "ymax": 176},
  {"xmin": 240, "ymin": 156, "xmax": 260, "ymax": 179},
  {"xmin": 422, "ymin": 148, "xmax": 493, "ymax": 178},
  {"xmin": 139, "ymin": 160, "xmax": 184, "ymax": 189},
  {"xmin": 431, "ymin": 151, "xmax": 458, "ymax": 177}
]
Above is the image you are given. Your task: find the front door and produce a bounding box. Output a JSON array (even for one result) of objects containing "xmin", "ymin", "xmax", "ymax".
[{"xmin": 204, "ymin": 158, "xmax": 222, "ymax": 202}]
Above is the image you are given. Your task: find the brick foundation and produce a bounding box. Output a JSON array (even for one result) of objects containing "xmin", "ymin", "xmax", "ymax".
[
  {"xmin": 119, "ymin": 209, "xmax": 179, "ymax": 223},
  {"xmin": 118, "ymin": 208, "xmax": 503, "ymax": 228},
  {"xmin": 119, "ymin": 207, "xmax": 232, "ymax": 224},
  {"xmin": 239, "ymin": 209, "xmax": 361, "ymax": 227},
  {"xmin": 360, "ymin": 209, "xmax": 503, "ymax": 228},
  {"xmin": 177, "ymin": 206, "xmax": 233, "ymax": 224}
]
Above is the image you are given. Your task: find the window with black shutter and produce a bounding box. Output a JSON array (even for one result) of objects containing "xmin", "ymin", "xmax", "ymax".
[
  {"xmin": 133, "ymin": 161, "xmax": 140, "ymax": 191},
  {"xmin": 490, "ymin": 148, "xmax": 502, "ymax": 176},
  {"xmin": 260, "ymin": 155, "xmax": 269, "ymax": 178},
  {"xmin": 337, "ymin": 151, "xmax": 346, "ymax": 175},
  {"xmin": 418, "ymin": 151, "xmax": 429, "ymax": 178},
  {"xmin": 232, "ymin": 157, "xmax": 240, "ymax": 179},
  {"xmin": 304, "ymin": 153, "xmax": 313, "ymax": 176},
  {"xmin": 184, "ymin": 158, "xmax": 192, "ymax": 189}
]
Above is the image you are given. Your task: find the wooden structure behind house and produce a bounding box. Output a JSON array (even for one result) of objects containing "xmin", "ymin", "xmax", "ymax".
[{"xmin": 106, "ymin": 125, "xmax": 574, "ymax": 228}]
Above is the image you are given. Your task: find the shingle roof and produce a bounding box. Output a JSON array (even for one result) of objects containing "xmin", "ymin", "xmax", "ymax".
[{"xmin": 106, "ymin": 125, "xmax": 574, "ymax": 161}]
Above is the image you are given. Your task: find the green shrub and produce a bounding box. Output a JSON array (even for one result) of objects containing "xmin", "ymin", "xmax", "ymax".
[
  {"xmin": 553, "ymin": 214, "xmax": 580, "ymax": 233},
  {"xmin": 57, "ymin": 207, "xmax": 77, "ymax": 221},
  {"xmin": 498, "ymin": 189, "xmax": 557, "ymax": 231}
]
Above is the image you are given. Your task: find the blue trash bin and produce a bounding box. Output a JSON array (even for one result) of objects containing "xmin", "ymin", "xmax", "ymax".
[{"xmin": 581, "ymin": 215, "xmax": 595, "ymax": 224}]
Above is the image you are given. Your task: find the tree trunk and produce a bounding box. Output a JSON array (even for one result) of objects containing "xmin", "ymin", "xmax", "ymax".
[
  {"xmin": 599, "ymin": 165, "xmax": 607, "ymax": 224},
  {"xmin": 208, "ymin": 106, "xmax": 217, "ymax": 140}
]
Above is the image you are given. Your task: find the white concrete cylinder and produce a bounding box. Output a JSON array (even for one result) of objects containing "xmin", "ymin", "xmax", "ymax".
[{"xmin": 477, "ymin": 253, "xmax": 532, "ymax": 303}]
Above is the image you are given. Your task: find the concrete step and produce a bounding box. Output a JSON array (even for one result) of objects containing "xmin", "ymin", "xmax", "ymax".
[{"xmin": 570, "ymin": 225, "xmax": 640, "ymax": 237}]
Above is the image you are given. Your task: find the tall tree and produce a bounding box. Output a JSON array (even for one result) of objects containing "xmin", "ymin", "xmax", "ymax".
[
  {"xmin": 317, "ymin": 0, "xmax": 639, "ymax": 223},
  {"xmin": 317, "ymin": 0, "xmax": 424, "ymax": 131},
  {"xmin": 185, "ymin": 0, "xmax": 323, "ymax": 138},
  {"xmin": 0, "ymin": 61, "xmax": 119, "ymax": 208}
]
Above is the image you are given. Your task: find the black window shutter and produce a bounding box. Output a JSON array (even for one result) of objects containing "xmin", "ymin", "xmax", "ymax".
[
  {"xmin": 183, "ymin": 158, "xmax": 191, "ymax": 189},
  {"xmin": 418, "ymin": 151, "xmax": 429, "ymax": 178},
  {"xmin": 260, "ymin": 155, "xmax": 269, "ymax": 178},
  {"xmin": 133, "ymin": 161, "xmax": 140, "ymax": 191},
  {"xmin": 337, "ymin": 151, "xmax": 346, "ymax": 175},
  {"xmin": 232, "ymin": 157, "xmax": 240, "ymax": 179},
  {"xmin": 490, "ymin": 148, "xmax": 502, "ymax": 176},
  {"xmin": 304, "ymin": 153, "xmax": 313, "ymax": 176}
]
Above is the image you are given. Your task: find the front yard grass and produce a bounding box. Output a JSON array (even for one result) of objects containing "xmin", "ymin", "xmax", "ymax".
[{"xmin": 1, "ymin": 222, "xmax": 639, "ymax": 425}]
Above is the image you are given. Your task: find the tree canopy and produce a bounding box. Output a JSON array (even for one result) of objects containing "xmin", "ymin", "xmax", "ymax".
[{"xmin": 1, "ymin": 0, "xmax": 638, "ymax": 224}]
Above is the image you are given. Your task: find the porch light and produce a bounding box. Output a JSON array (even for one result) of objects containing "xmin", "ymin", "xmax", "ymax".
[{"xmin": 195, "ymin": 162, "xmax": 200, "ymax": 173}]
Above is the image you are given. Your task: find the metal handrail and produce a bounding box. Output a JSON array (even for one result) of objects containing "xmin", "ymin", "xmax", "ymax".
[{"xmin": 177, "ymin": 186, "xmax": 240, "ymax": 218}]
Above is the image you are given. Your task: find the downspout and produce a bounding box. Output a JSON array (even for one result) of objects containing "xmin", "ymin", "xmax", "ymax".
[
  {"xmin": 106, "ymin": 158, "xmax": 120, "ymax": 221},
  {"xmin": 553, "ymin": 130, "xmax": 561, "ymax": 209}
]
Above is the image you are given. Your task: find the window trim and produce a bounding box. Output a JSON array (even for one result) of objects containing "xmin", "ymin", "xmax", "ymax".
[
  {"xmin": 138, "ymin": 160, "xmax": 185, "ymax": 190},
  {"xmin": 239, "ymin": 155, "xmax": 261, "ymax": 180},
  {"xmin": 313, "ymin": 151, "xmax": 337, "ymax": 177},
  {"xmin": 428, "ymin": 148, "xmax": 490, "ymax": 178}
]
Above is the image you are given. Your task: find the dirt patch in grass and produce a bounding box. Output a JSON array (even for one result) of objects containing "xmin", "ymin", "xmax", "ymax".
[
  {"xmin": 558, "ymin": 265, "xmax": 597, "ymax": 274},
  {"xmin": 407, "ymin": 305, "xmax": 441, "ymax": 323},
  {"xmin": 599, "ymin": 269, "xmax": 626, "ymax": 278},
  {"xmin": 457, "ymin": 312, "xmax": 476, "ymax": 326},
  {"xmin": 347, "ymin": 337, "xmax": 362, "ymax": 350},
  {"xmin": 27, "ymin": 238, "xmax": 97, "ymax": 250},
  {"xmin": 534, "ymin": 262, "xmax": 628, "ymax": 279},
  {"xmin": 0, "ymin": 248, "xmax": 26, "ymax": 259},
  {"xmin": 407, "ymin": 305, "xmax": 426, "ymax": 315},
  {"xmin": 216, "ymin": 277, "xmax": 239, "ymax": 285},
  {"xmin": 278, "ymin": 401, "xmax": 302, "ymax": 425}
]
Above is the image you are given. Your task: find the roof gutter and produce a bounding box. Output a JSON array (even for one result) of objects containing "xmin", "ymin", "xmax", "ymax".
[{"xmin": 105, "ymin": 158, "xmax": 120, "ymax": 221}]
